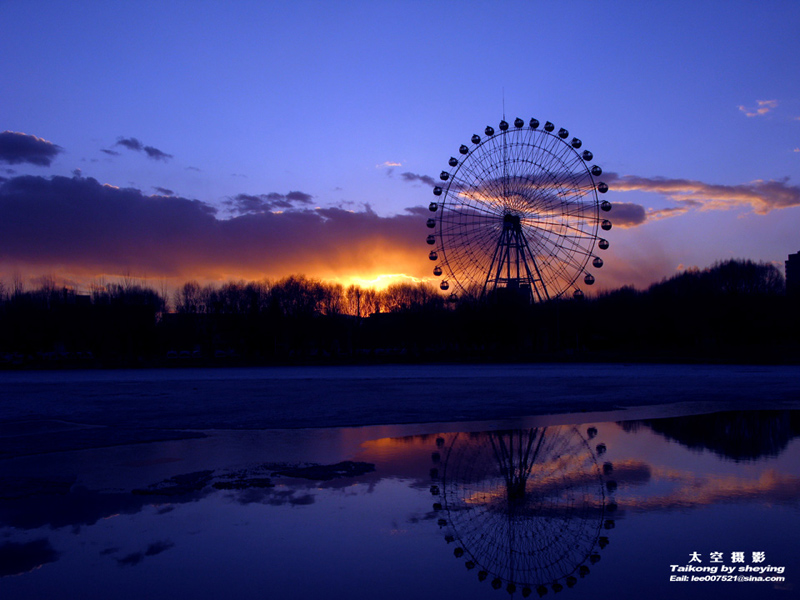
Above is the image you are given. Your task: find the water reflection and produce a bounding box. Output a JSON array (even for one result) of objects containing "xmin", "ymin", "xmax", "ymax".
[
  {"xmin": 429, "ymin": 426, "xmax": 616, "ymax": 596},
  {"xmin": 0, "ymin": 539, "xmax": 58, "ymax": 577},
  {"xmin": 0, "ymin": 408, "xmax": 798, "ymax": 599},
  {"xmin": 621, "ymin": 410, "xmax": 800, "ymax": 462}
]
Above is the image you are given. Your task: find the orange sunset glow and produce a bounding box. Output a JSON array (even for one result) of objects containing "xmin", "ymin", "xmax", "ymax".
[{"xmin": 3, "ymin": 3, "xmax": 800, "ymax": 599}]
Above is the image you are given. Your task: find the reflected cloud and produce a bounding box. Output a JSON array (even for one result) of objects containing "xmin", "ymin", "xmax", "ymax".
[
  {"xmin": 0, "ymin": 486, "xmax": 164, "ymax": 531},
  {"xmin": 116, "ymin": 540, "xmax": 175, "ymax": 567},
  {"xmin": 0, "ymin": 460, "xmax": 377, "ymax": 533},
  {"xmin": 621, "ymin": 468, "xmax": 800, "ymax": 512},
  {"xmin": 0, "ymin": 539, "xmax": 59, "ymax": 577},
  {"xmin": 427, "ymin": 426, "xmax": 616, "ymax": 595},
  {"xmin": 221, "ymin": 482, "xmax": 316, "ymax": 507},
  {"xmin": 1, "ymin": 408, "xmax": 799, "ymax": 599}
]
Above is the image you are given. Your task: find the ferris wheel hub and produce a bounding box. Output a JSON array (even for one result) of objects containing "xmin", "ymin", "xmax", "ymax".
[{"xmin": 502, "ymin": 213, "xmax": 521, "ymax": 231}]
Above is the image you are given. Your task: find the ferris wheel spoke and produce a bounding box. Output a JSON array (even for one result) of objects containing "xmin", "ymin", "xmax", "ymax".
[
  {"xmin": 541, "ymin": 233, "xmax": 596, "ymax": 267},
  {"xmin": 528, "ymin": 233, "xmax": 594, "ymax": 281},
  {"xmin": 445, "ymin": 198, "xmax": 505, "ymax": 220},
  {"xmin": 454, "ymin": 141, "xmax": 507, "ymax": 210},
  {"xmin": 521, "ymin": 218, "xmax": 593, "ymax": 244},
  {"xmin": 439, "ymin": 211, "xmax": 499, "ymax": 229},
  {"xmin": 433, "ymin": 425, "xmax": 611, "ymax": 589},
  {"xmin": 557, "ymin": 220, "xmax": 601, "ymax": 241},
  {"xmin": 440, "ymin": 225, "xmax": 501, "ymax": 250},
  {"xmin": 430, "ymin": 118, "xmax": 609, "ymax": 299}
]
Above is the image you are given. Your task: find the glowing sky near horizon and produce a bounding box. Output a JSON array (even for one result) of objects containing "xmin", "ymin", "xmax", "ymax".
[{"xmin": 1, "ymin": 1, "xmax": 799, "ymax": 292}]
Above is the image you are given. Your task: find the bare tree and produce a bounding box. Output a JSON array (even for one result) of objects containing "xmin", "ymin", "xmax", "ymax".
[
  {"xmin": 120, "ymin": 269, "xmax": 139, "ymax": 293},
  {"xmin": 346, "ymin": 284, "xmax": 364, "ymax": 317},
  {"xmin": 175, "ymin": 280, "xmax": 202, "ymax": 313},
  {"xmin": 381, "ymin": 282, "xmax": 441, "ymax": 312},
  {"xmin": 11, "ymin": 270, "xmax": 24, "ymax": 297},
  {"xmin": 362, "ymin": 288, "xmax": 381, "ymax": 315},
  {"xmin": 157, "ymin": 278, "xmax": 171, "ymax": 312},
  {"xmin": 320, "ymin": 282, "xmax": 344, "ymax": 315}
]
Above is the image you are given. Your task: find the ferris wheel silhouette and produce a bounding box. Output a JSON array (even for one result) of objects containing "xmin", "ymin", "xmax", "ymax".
[
  {"xmin": 426, "ymin": 118, "xmax": 612, "ymax": 302},
  {"xmin": 430, "ymin": 425, "xmax": 617, "ymax": 596}
]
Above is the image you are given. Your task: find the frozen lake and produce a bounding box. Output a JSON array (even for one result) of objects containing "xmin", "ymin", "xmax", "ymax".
[
  {"xmin": 1, "ymin": 363, "xmax": 799, "ymax": 434},
  {"xmin": 1, "ymin": 364, "xmax": 799, "ymax": 598}
]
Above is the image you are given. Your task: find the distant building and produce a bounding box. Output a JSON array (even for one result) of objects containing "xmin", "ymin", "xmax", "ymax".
[{"xmin": 787, "ymin": 251, "xmax": 800, "ymax": 297}]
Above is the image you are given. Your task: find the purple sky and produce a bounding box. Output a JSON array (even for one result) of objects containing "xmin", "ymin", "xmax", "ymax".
[{"xmin": 1, "ymin": 1, "xmax": 799, "ymax": 293}]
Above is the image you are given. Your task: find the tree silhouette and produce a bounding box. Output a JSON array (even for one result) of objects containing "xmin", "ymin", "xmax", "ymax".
[{"xmin": 0, "ymin": 258, "xmax": 797, "ymax": 366}]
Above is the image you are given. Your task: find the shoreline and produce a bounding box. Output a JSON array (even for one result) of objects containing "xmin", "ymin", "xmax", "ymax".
[{"xmin": 4, "ymin": 349, "xmax": 800, "ymax": 372}]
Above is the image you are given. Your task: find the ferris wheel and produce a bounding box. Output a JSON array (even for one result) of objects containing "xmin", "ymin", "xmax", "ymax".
[
  {"xmin": 430, "ymin": 426, "xmax": 617, "ymax": 596},
  {"xmin": 426, "ymin": 118, "xmax": 612, "ymax": 302}
]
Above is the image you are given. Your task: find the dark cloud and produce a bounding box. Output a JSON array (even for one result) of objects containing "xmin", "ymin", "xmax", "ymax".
[
  {"xmin": 114, "ymin": 137, "xmax": 173, "ymax": 161},
  {"xmin": 0, "ymin": 131, "xmax": 63, "ymax": 167},
  {"xmin": 607, "ymin": 202, "xmax": 647, "ymax": 228},
  {"xmin": 403, "ymin": 206, "xmax": 430, "ymax": 217},
  {"xmin": 154, "ymin": 186, "xmax": 174, "ymax": 196},
  {"xmin": 100, "ymin": 148, "xmax": 120, "ymax": 156},
  {"xmin": 117, "ymin": 552, "xmax": 145, "ymax": 566},
  {"xmin": 116, "ymin": 543, "xmax": 174, "ymax": 567},
  {"xmin": 143, "ymin": 145, "xmax": 173, "ymax": 161},
  {"xmin": 286, "ymin": 190, "xmax": 313, "ymax": 203},
  {"xmin": 0, "ymin": 539, "xmax": 59, "ymax": 577},
  {"xmin": 225, "ymin": 190, "xmax": 314, "ymax": 215},
  {"xmin": 0, "ymin": 175, "xmax": 423, "ymax": 281},
  {"xmin": 144, "ymin": 540, "xmax": 174, "ymax": 556},
  {"xmin": 399, "ymin": 172, "xmax": 436, "ymax": 187},
  {"xmin": 234, "ymin": 487, "xmax": 317, "ymax": 506},
  {"xmin": 115, "ymin": 137, "xmax": 143, "ymax": 151}
]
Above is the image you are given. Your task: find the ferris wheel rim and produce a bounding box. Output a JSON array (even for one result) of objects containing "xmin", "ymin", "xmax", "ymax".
[
  {"xmin": 428, "ymin": 118, "xmax": 611, "ymax": 301},
  {"xmin": 431, "ymin": 425, "xmax": 616, "ymax": 591}
]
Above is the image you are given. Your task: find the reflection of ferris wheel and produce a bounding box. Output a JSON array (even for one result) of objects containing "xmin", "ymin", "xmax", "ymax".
[
  {"xmin": 430, "ymin": 426, "xmax": 616, "ymax": 596},
  {"xmin": 426, "ymin": 118, "xmax": 612, "ymax": 302}
]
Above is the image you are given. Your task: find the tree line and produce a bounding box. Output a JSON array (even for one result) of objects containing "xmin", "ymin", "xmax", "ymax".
[{"xmin": 0, "ymin": 259, "xmax": 797, "ymax": 367}]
